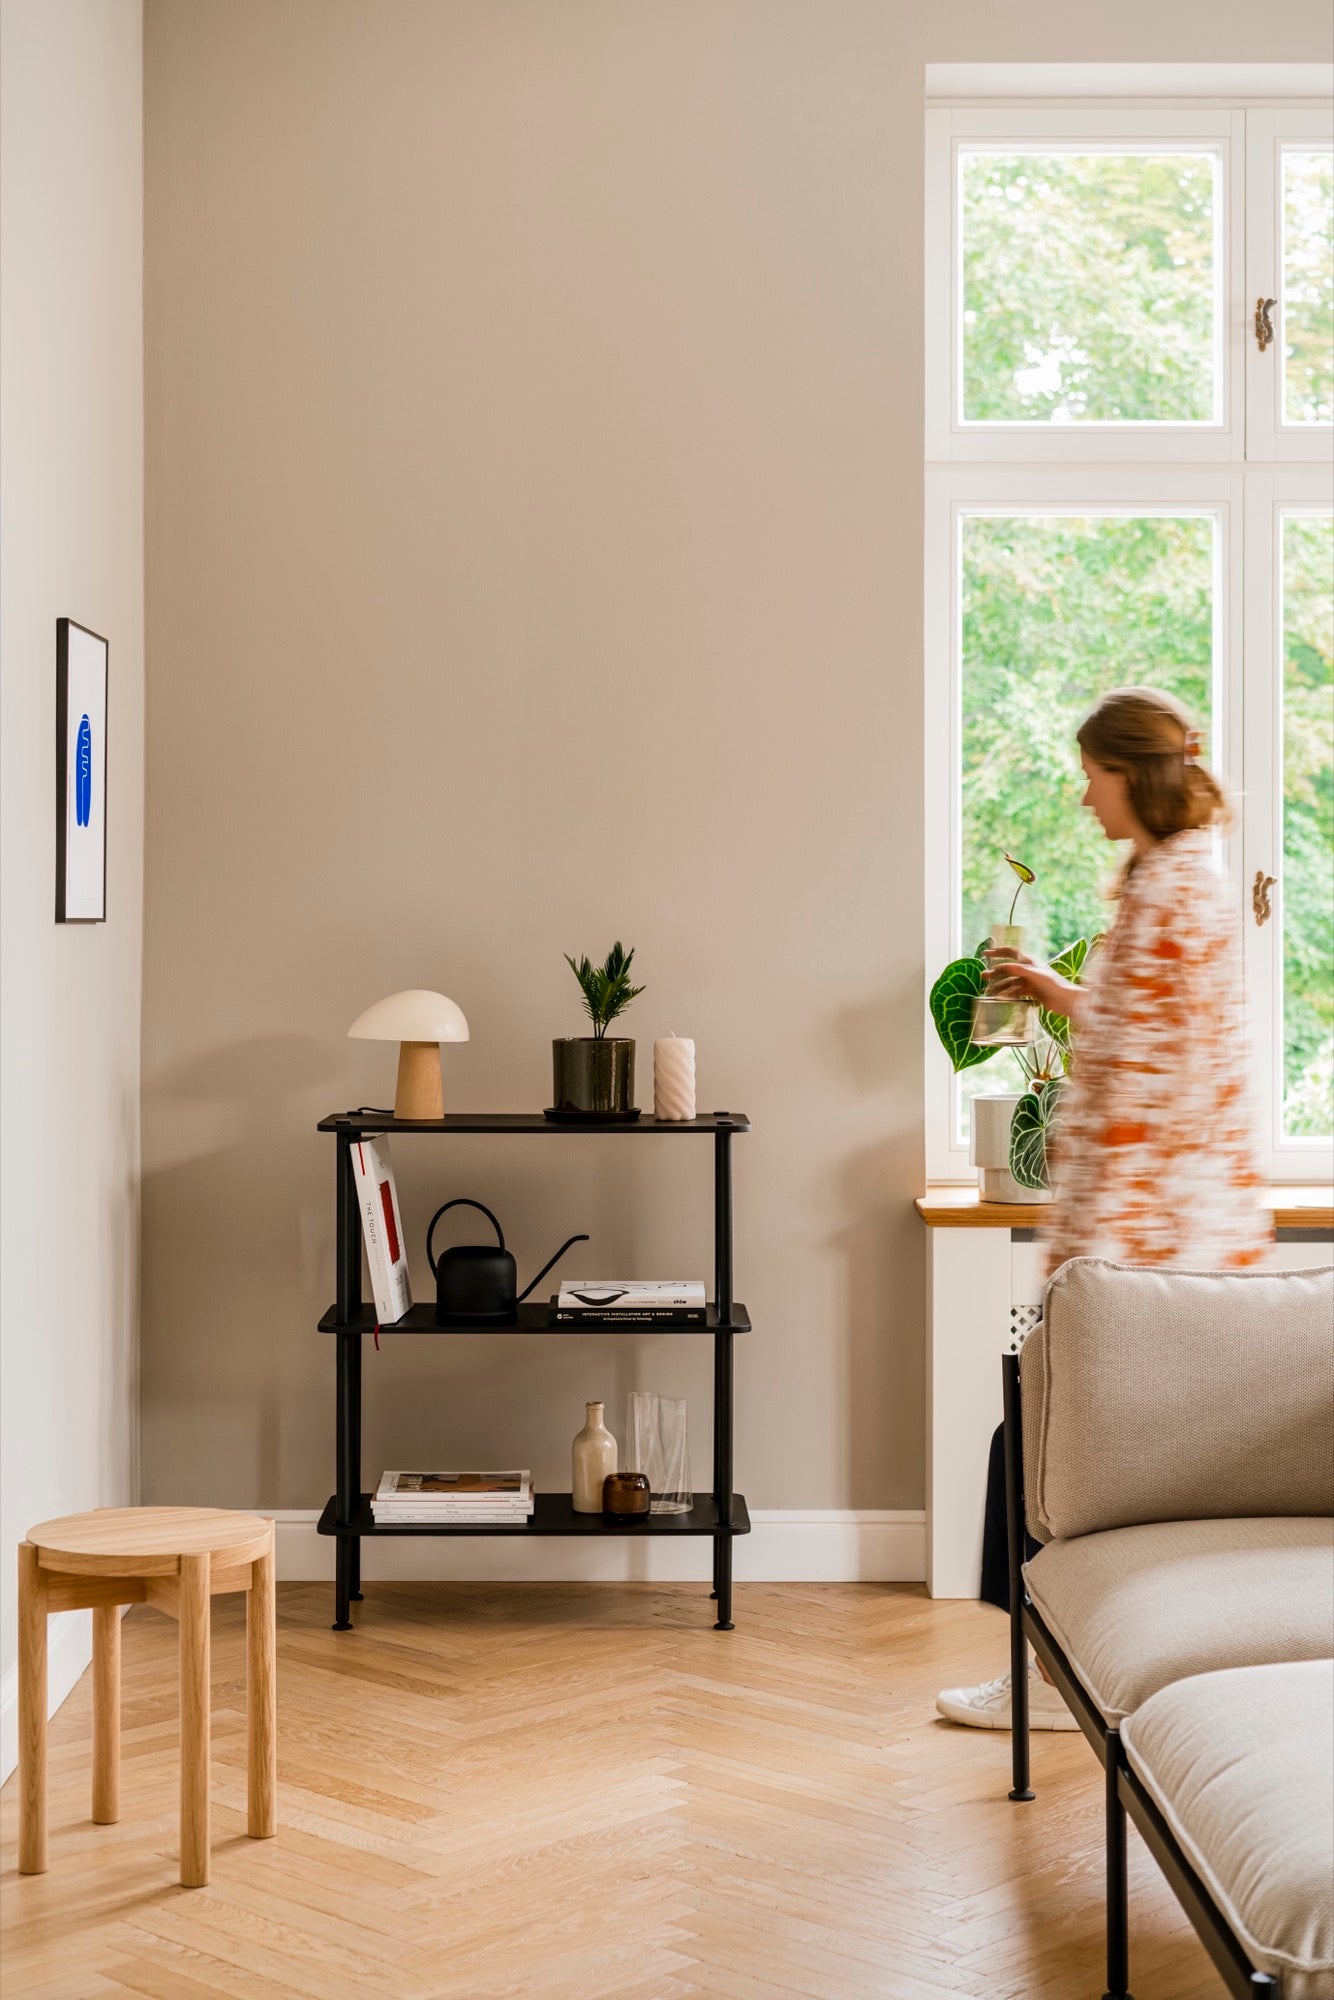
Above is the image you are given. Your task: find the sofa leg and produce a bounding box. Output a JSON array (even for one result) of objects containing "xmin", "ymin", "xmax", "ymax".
[
  {"xmin": 1001, "ymin": 1358, "xmax": 1033, "ymax": 1802},
  {"xmin": 1102, "ymin": 1730, "xmax": 1133, "ymax": 2000},
  {"xmin": 1007, "ymin": 1602, "xmax": 1032, "ymax": 1801}
]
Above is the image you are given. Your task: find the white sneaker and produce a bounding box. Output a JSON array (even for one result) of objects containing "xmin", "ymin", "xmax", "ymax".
[{"xmin": 935, "ymin": 1663, "xmax": 1078, "ymax": 1731}]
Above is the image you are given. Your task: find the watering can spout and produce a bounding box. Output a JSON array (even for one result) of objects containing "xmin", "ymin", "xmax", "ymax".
[{"xmin": 516, "ymin": 1234, "xmax": 589, "ymax": 1304}]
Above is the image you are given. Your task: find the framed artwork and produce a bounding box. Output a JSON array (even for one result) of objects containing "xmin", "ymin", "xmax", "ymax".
[{"xmin": 55, "ymin": 618, "xmax": 108, "ymax": 923}]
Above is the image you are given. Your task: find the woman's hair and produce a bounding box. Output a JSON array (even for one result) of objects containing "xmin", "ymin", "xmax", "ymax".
[{"xmin": 1076, "ymin": 685, "xmax": 1229, "ymax": 839}]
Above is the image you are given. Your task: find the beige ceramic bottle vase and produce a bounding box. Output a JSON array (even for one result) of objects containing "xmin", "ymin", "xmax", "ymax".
[{"xmin": 572, "ymin": 1402, "xmax": 618, "ymax": 1513}]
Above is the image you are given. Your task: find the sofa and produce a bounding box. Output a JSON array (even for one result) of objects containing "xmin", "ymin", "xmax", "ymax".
[{"xmin": 1003, "ymin": 1257, "xmax": 1334, "ymax": 2000}]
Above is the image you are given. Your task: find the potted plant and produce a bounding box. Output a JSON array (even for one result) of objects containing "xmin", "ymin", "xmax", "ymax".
[
  {"xmin": 929, "ymin": 854, "xmax": 1095, "ymax": 1195},
  {"xmin": 552, "ymin": 941, "xmax": 645, "ymax": 1117}
]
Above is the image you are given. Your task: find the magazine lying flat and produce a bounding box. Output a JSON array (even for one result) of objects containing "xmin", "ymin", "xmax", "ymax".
[
  {"xmin": 374, "ymin": 1470, "xmax": 531, "ymax": 1502},
  {"xmin": 371, "ymin": 1471, "xmax": 534, "ymax": 1521},
  {"xmin": 370, "ymin": 1504, "xmax": 532, "ymax": 1520},
  {"xmin": 556, "ymin": 1281, "xmax": 705, "ymax": 1311}
]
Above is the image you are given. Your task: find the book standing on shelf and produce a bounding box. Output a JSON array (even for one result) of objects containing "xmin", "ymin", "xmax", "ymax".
[
  {"xmin": 371, "ymin": 1470, "xmax": 534, "ymax": 1524},
  {"xmin": 553, "ymin": 1279, "xmax": 707, "ymax": 1324},
  {"xmin": 349, "ymin": 1134, "xmax": 411, "ymax": 1323}
]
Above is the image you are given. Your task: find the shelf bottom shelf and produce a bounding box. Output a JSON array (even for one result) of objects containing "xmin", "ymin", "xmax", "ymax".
[{"xmin": 318, "ymin": 1492, "xmax": 750, "ymax": 1538}]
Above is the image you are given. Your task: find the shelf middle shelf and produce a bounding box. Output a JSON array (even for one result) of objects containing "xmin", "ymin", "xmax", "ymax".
[{"xmin": 318, "ymin": 1302, "xmax": 751, "ymax": 1336}]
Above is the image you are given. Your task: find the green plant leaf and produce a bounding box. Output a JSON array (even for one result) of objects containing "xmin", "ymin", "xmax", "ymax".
[
  {"xmin": 929, "ymin": 955, "xmax": 998, "ymax": 1073},
  {"xmin": 1039, "ymin": 933, "xmax": 1099, "ymax": 1047},
  {"xmin": 565, "ymin": 942, "xmax": 644, "ymax": 1037},
  {"xmin": 1009, "ymin": 1078, "xmax": 1065, "ymax": 1190},
  {"xmin": 1004, "ymin": 852, "xmax": 1036, "ymax": 886}
]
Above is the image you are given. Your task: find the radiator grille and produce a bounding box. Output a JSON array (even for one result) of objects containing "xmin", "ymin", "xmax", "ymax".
[{"xmin": 1009, "ymin": 1303, "xmax": 1042, "ymax": 1353}]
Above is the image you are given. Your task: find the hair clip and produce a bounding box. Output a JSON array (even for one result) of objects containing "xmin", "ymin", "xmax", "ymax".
[{"xmin": 1183, "ymin": 727, "xmax": 1202, "ymax": 763}]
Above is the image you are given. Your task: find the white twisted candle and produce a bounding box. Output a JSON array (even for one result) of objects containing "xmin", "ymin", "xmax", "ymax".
[{"xmin": 653, "ymin": 1035, "xmax": 696, "ymax": 1121}]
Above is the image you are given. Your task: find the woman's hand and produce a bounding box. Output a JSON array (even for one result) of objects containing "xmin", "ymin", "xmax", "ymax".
[{"xmin": 983, "ymin": 948, "xmax": 1086, "ymax": 1027}]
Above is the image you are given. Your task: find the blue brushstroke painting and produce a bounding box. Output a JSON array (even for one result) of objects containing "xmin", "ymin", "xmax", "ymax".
[{"xmin": 75, "ymin": 714, "xmax": 92, "ymax": 827}]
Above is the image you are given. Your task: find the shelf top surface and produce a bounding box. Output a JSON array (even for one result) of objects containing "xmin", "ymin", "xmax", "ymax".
[
  {"xmin": 320, "ymin": 1301, "xmax": 750, "ymax": 1335},
  {"xmin": 319, "ymin": 1109, "xmax": 750, "ymax": 1135}
]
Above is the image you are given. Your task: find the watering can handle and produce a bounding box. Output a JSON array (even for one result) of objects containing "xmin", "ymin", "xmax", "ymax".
[{"xmin": 426, "ymin": 1198, "xmax": 505, "ymax": 1277}]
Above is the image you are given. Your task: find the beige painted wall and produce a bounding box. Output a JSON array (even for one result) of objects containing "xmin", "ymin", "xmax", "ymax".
[
  {"xmin": 142, "ymin": 0, "xmax": 1332, "ymax": 1523},
  {"xmin": 0, "ymin": 0, "xmax": 144, "ymax": 1719}
]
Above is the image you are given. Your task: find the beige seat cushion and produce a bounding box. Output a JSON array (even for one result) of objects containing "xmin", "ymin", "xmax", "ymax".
[
  {"xmin": 1023, "ymin": 1516, "xmax": 1334, "ymax": 1724},
  {"xmin": 1021, "ymin": 1259, "xmax": 1334, "ymax": 1543},
  {"xmin": 1122, "ymin": 1661, "xmax": 1334, "ymax": 1998}
]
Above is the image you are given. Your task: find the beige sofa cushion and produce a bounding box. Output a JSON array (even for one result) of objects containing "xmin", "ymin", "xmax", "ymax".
[
  {"xmin": 1022, "ymin": 1259, "xmax": 1333, "ymax": 1542},
  {"xmin": 1023, "ymin": 1515, "xmax": 1334, "ymax": 1724},
  {"xmin": 1122, "ymin": 1661, "xmax": 1334, "ymax": 1998}
]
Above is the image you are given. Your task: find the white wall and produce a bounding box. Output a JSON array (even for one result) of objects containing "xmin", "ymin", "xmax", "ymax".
[{"xmin": 0, "ymin": 0, "xmax": 145, "ymax": 1776}]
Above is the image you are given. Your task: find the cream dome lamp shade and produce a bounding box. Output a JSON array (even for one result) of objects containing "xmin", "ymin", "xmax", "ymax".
[{"xmin": 347, "ymin": 989, "xmax": 469, "ymax": 1121}]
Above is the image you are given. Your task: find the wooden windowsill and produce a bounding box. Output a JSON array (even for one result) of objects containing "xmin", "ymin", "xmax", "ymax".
[{"xmin": 916, "ymin": 1184, "xmax": 1334, "ymax": 1232}]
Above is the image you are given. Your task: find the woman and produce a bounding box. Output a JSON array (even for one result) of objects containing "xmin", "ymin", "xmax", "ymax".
[{"xmin": 937, "ymin": 686, "xmax": 1273, "ymax": 1731}]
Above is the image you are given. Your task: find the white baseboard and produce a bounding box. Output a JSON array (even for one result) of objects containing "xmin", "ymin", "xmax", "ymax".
[
  {"xmin": 0, "ymin": 1610, "xmax": 93, "ymax": 1788},
  {"xmin": 272, "ymin": 1509, "xmax": 925, "ymax": 1585}
]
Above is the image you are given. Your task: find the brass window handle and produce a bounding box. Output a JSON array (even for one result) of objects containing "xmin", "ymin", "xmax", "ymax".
[
  {"xmin": 1253, "ymin": 870, "xmax": 1277, "ymax": 926},
  {"xmin": 1255, "ymin": 297, "xmax": 1277, "ymax": 352}
]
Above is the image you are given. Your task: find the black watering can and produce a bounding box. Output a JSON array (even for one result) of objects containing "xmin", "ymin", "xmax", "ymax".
[{"xmin": 426, "ymin": 1199, "xmax": 588, "ymax": 1326}]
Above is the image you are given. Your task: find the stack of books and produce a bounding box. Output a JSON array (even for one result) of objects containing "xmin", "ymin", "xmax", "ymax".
[
  {"xmin": 552, "ymin": 1280, "xmax": 707, "ymax": 1325},
  {"xmin": 371, "ymin": 1471, "xmax": 535, "ymax": 1525}
]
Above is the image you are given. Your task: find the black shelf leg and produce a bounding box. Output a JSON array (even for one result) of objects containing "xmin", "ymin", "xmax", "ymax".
[
  {"xmin": 713, "ymin": 1328, "xmax": 735, "ymax": 1631},
  {"xmin": 712, "ymin": 1124, "xmax": 736, "ymax": 1630},
  {"xmin": 334, "ymin": 1328, "xmax": 355, "ymax": 1631},
  {"xmin": 348, "ymin": 1330, "xmax": 363, "ymax": 1601},
  {"xmin": 333, "ymin": 1136, "xmax": 362, "ymax": 1631}
]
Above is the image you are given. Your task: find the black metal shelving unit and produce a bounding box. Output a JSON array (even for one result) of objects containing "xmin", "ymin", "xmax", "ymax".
[{"xmin": 316, "ymin": 1109, "xmax": 751, "ymax": 1633}]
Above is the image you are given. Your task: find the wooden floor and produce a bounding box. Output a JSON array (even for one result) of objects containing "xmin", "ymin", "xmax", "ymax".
[{"xmin": 0, "ymin": 1583, "xmax": 1220, "ymax": 2000}]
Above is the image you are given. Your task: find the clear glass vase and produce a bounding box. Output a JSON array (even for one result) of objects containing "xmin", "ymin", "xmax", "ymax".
[
  {"xmin": 971, "ymin": 921, "xmax": 1040, "ymax": 1048},
  {"xmin": 626, "ymin": 1391, "xmax": 692, "ymax": 1514}
]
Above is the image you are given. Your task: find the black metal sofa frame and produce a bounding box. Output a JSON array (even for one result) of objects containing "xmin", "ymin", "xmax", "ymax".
[{"xmin": 1002, "ymin": 1351, "xmax": 1282, "ymax": 2000}]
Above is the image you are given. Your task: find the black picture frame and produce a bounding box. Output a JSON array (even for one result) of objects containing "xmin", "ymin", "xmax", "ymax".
[{"xmin": 55, "ymin": 617, "xmax": 109, "ymax": 924}]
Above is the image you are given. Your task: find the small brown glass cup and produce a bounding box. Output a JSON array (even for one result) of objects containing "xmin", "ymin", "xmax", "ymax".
[{"xmin": 602, "ymin": 1470, "xmax": 651, "ymax": 1523}]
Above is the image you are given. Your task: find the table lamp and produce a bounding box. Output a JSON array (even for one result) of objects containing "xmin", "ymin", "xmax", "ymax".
[{"xmin": 347, "ymin": 989, "xmax": 470, "ymax": 1120}]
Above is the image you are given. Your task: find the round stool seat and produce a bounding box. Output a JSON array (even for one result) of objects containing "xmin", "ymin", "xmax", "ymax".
[{"xmin": 28, "ymin": 1506, "xmax": 272, "ymax": 1577}]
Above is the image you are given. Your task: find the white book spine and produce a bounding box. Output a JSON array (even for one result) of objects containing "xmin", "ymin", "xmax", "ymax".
[{"xmin": 350, "ymin": 1137, "xmax": 412, "ymax": 1324}]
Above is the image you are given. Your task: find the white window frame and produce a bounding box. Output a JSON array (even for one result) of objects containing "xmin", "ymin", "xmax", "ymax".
[
  {"xmin": 926, "ymin": 94, "xmax": 1334, "ymax": 1187},
  {"xmin": 1245, "ymin": 108, "xmax": 1334, "ymax": 461},
  {"xmin": 925, "ymin": 108, "xmax": 1246, "ymax": 463},
  {"xmin": 1242, "ymin": 466, "xmax": 1334, "ymax": 1180}
]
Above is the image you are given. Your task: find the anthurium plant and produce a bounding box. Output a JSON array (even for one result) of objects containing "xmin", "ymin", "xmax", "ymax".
[{"xmin": 929, "ymin": 854, "xmax": 1094, "ymax": 1191}]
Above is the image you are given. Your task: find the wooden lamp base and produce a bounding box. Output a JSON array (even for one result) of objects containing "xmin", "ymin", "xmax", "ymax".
[{"xmin": 394, "ymin": 1040, "xmax": 444, "ymax": 1120}]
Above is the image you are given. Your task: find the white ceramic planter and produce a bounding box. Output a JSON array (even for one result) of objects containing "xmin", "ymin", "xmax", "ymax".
[{"xmin": 969, "ymin": 1091, "xmax": 1053, "ymax": 1205}]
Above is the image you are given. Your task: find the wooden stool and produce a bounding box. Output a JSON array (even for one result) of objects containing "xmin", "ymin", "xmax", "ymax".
[{"xmin": 18, "ymin": 1506, "xmax": 276, "ymax": 1887}]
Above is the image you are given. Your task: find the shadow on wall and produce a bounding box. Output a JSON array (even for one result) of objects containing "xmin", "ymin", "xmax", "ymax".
[{"xmin": 140, "ymin": 1032, "xmax": 339, "ymax": 1507}]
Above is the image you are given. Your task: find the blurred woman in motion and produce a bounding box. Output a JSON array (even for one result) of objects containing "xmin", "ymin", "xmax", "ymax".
[{"xmin": 937, "ymin": 686, "xmax": 1273, "ymax": 1731}]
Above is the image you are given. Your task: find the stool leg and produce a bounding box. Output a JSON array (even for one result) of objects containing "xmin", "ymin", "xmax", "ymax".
[
  {"xmin": 92, "ymin": 1603, "xmax": 121, "ymax": 1824},
  {"xmin": 178, "ymin": 1553, "xmax": 211, "ymax": 1887},
  {"xmin": 18, "ymin": 1543, "xmax": 48, "ymax": 1875},
  {"xmin": 247, "ymin": 1541, "xmax": 276, "ymax": 1839}
]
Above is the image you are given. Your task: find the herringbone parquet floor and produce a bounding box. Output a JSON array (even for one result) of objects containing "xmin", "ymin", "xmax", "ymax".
[{"xmin": 0, "ymin": 1583, "xmax": 1219, "ymax": 2000}]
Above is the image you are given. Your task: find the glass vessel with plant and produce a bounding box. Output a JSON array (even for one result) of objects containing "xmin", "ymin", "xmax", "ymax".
[
  {"xmin": 550, "ymin": 941, "xmax": 646, "ymax": 1119},
  {"xmin": 930, "ymin": 854, "xmax": 1095, "ymax": 1191}
]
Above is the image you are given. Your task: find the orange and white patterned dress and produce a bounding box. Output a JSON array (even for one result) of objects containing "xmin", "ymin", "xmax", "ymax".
[{"xmin": 1042, "ymin": 829, "xmax": 1273, "ymax": 1276}]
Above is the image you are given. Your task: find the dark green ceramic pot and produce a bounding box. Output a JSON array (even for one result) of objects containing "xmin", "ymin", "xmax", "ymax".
[{"xmin": 551, "ymin": 1038, "xmax": 636, "ymax": 1115}]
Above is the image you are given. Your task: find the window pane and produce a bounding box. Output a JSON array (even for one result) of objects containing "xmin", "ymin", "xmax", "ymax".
[
  {"xmin": 1282, "ymin": 151, "xmax": 1334, "ymax": 426},
  {"xmin": 1281, "ymin": 514, "xmax": 1334, "ymax": 1142},
  {"xmin": 957, "ymin": 514, "xmax": 1216, "ymax": 1142},
  {"xmin": 960, "ymin": 152, "xmax": 1218, "ymax": 424}
]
